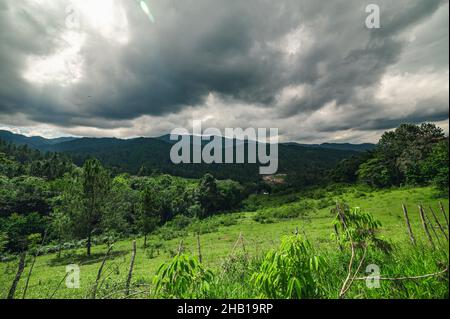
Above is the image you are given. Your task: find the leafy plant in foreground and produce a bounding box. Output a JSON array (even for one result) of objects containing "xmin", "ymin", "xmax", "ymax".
[
  {"xmin": 153, "ymin": 254, "xmax": 214, "ymax": 298},
  {"xmin": 251, "ymin": 236, "xmax": 325, "ymax": 299}
]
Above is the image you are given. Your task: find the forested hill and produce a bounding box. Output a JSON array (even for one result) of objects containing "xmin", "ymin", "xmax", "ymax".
[
  {"xmin": 0, "ymin": 130, "xmax": 77, "ymax": 148},
  {"xmin": 0, "ymin": 130, "xmax": 364, "ymax": 183}
]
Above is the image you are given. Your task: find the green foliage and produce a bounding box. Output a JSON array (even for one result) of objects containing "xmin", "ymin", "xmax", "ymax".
[
  {"xmin": 197, "ymin": 173, "xmax": 219, "ymax": 218},
  {"xmin": 332, "ymin": 205, "xmax": 391, "ymax": 252},
  {"xmin": 358, "ymin": 123, "xmax": 447, "ymax": 188},
  {"xmin": 0, "ymin": 175, "xmax": 53, "ymax": 218},
  {"xmin": 0, "ymin": 231, "xmax": 8, "ymax": 254},
  {"xmin": 0, "ymin": 123, "xmax": 448, "ymax": 298},
  {"xmin": 252, "ymin": 200, "xmax": 313, "ymax": 223},
  {"xmin": 0, "ymin": 139, "xmax": 75, "ymax": 180},
  {"xmin": 252, "ymin": 236, "xmax": 325, "ymax": 299},
  {"xmin": 139, "ymin": 186, "xmax": 164, "ymax": 243},
  {"xmin": 0, "ymin": 152, "xmax": 19, "ymax": 177},
  {"xmin": 357, "ymin": 157, "xmax": 393, "ymax": 188},
  {"xmin": 421, "ymin": 140, "xmax": 449, "ymax": 191},
  {"xmin": 81, "ymin": 158, "xmax": 111, "ymax": 249},
  {"xmin": 103, "ymin": 175, "xmax": 139, "ymax": 234},
  {"xmin": 331, "ymin": 152, "xmax": 373, "ymax": 184},
  {"xmin": 51, "ymin": 158, "xmax": 111, "ymax": 256},
  {"xmin": 153, "ymin": 254, "xmax": 214, "ymax": 298},
  {"xmin": 188, "ymin": 214, "xmax": 239, "ymax": 234},
  {"xmin": 0, "ymin": 185, "xmax": 448, "ymax": 299},
  {"xmin": 0, "ymin": 212, "xmax": 46, "ymax": 252}
]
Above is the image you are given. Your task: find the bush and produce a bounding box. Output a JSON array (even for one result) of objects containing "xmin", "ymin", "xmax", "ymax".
[
  {"xmin": 164, "ymin": 215, "xmax": 193, "ymax": 231},
  {"xmin": 252, "ymin": 200, "xmax": 313, "ymax": 224},
  {"xmin": 252, "ymin": 236, "xmax": 325, "ymax": 299},
  {"xmin": 153, "ymin": 254, "xmax": 214, "ymax": 298},
  {"xmin": 188, "ymin": 214, "xmax": 239, "ymax": 235}
]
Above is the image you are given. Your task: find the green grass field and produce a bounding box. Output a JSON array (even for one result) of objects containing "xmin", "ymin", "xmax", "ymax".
[{"xmin": 1, "ymin": 186, "xmax": 448, "ymax": 299}]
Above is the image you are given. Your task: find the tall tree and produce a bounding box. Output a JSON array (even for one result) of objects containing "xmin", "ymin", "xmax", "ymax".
[
  {"xmin": 197, "ymin": 174, "xmax": 219, "ymax": 218},
  {"xmin": 81, "ymin": 158, "xmax": 111, "ymax": 256},
  {"xmin": 103, "ymin": 174, "xmax": 138, "ymax": 235},
  {"xmin": 139, "ymin": 186, "xmax": 163, "ymax": 247},
  {"xmin": 50, "ymin": 208, "xmax": 71, "ymax": 258},
  {"xmin": 359, "ymin": 123, "xmax": 446, "ymax": 187}
]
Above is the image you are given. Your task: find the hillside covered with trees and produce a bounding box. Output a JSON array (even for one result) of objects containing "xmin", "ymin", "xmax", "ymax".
[{"xmin": 0, "ymin": 123, "xmax": 448, "ymax": 257}]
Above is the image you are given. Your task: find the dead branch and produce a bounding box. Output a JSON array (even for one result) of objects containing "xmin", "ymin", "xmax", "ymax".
[{"xmin": 354, "ymin": 268, "xmax": 448, "ymax": 281}]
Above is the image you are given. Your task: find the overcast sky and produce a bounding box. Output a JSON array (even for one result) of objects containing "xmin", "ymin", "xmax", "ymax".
[{"xmin": 0, "ymin": 0, "xmax": 448, "ymax": 143}]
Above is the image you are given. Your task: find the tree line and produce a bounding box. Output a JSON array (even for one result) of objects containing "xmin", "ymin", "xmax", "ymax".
[
  {"xmin": 1, "ymin": 146, "xmax": 249, "ymax": 255},
  {"xmin": 331, "ymin": 123, "xmax": 449, "ymax": 190}
]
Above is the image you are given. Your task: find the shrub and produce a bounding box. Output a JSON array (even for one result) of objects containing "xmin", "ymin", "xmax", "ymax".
[
  {"xmin": 252, "ymin": 236, "xmax": 325, "ymax": 299},
  {"xmin": 252, "ymin": 200, "xmax": 313, "ymax": 224},
  {"xmin": 332, "ymin": 205, "xmax": 391, "ymax": 253},
  {"xmin": 153, "ymin": 254, "xmax": 214, "ymax": 298}
]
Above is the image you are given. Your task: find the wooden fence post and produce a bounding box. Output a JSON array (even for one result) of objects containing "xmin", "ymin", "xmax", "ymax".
[
  {"xmin": 91, "ymin": 245, "xmax": 113, "ymax": 299},
  {"xmin": 419, "ymin": 205, "xmax": 434, "ymax": 248},
  {"xmin": 7, "ymin": 252, "xmax": 27, "ymax": 299},
  {"xmin": 439, "ymin": 201, "xmax": 449, "ymax": 229},
  {"xmin": 424, "ymin": 208, "xmax": 441, "ymax": 245},
  {"xmin": 429, "ymin": 206, "xmax": 448, "ymax": 241},
  {"xmin": 22, "ymin": 231, "xmax": 47, "ymax": 299},
  {"xmin": 125, "ymin": 240, "xmax": 137, "ymax": 297},
  {"xmin": 402, "ymin": 204, "xmax": 416, "ymax": 245}
]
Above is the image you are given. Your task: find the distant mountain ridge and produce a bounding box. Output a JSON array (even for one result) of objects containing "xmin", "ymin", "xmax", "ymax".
[
  {"xmin": 0, "ymin": 130, "xmax": 375, "ymax": 152},
  {"xmin": 285, "ymin": 142, "xmax": 375, "ymax": 152},
  {"xmin": 0, "ymin": 130, "xmax": 77, "ymax": 148},
  {"xmin": 0, "ymin": 130, "xmax": 374, "ymax": 182}
]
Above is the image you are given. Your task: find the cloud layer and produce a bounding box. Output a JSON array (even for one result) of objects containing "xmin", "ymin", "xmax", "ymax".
[{"xmin": 0, "ymin": 0, "xmax": 448, "ymax": 142}]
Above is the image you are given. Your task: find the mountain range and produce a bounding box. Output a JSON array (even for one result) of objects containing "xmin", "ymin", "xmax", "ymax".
[{"xmin": 0, "ymin": 130, "xmax": 375, "ymax": 182}]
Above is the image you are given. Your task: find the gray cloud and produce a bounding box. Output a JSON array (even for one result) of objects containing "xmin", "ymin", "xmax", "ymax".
[{"xmin": 0, "ymin": 0, "xmax": 448, "ymax": 142}]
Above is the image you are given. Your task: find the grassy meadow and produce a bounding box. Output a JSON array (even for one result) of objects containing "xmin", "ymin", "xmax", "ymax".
[{"xmin": 1, "ymin": 185, "xmax": 448, "ymax": 299}]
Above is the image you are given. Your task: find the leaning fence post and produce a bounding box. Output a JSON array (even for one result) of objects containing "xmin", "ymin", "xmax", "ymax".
[
  {"xmin": 419, "ymin": 205, "xmax": 434, "ymax": 248},
  {"xmin": 424, "ymin": 208, "xmax": 441, "ymax": 245},
  {"xmin": 125, "ymin": 240, "xmax": 137, "ymax": 297},
  {"xmin": 402, "ymin": 204, "xmax": 416, "ymax": 246},
  {"xmin": 7, "ymin": 252, "xmax": 27, "ymax": 299},
  {"xmin": 429, "ymin": 206, "xmax": 448, "ymax": 241},
  {"xmin": 91, "ymin": 245, "xmax": 113, "ymax": 299},
  {"xmin": 23, "ymin": 231, "xmax": 47, "ymax": 299},
  {"xmin": 439, "ymin": 202, "xmax": 449, "ymax": 229}
]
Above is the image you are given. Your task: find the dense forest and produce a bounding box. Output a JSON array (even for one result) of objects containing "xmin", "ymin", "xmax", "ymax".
[
  {"xmin": 0, "ymin": 123, "xmax": 448, "ymax": 258},
  {"xmin": 0, "ymin": 129, "xmax": 365, "ymax": 183}
]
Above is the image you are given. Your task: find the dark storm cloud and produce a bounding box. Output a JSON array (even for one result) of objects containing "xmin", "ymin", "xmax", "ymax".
[{"xmin": 0, "ymin": 0, "xmax": 448, "ymax": 139}]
